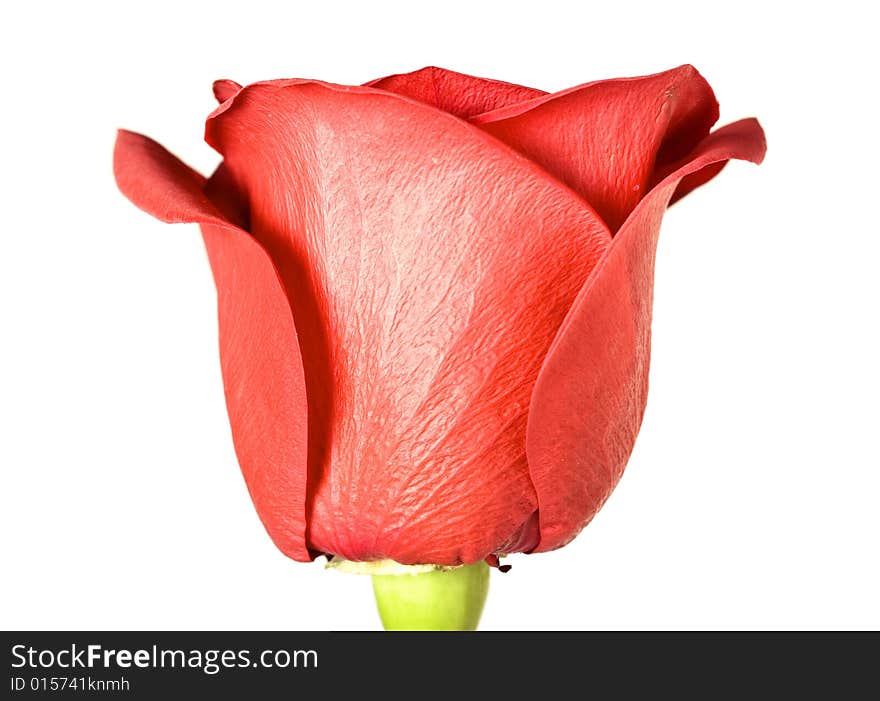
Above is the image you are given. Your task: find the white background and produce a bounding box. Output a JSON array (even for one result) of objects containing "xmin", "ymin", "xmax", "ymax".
[{"xmin": 1, "ymin": 1, "xmax": 877, "ymax": 631}]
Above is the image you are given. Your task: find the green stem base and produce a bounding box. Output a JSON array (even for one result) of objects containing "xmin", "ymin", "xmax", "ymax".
[{"xmin": 371, "ymin": 561, "xmax": 489, "ymax": 631}]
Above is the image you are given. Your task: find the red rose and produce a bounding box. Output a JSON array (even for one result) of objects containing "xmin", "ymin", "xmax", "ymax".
[{"xmin": 114, "ymin": 65, "xmax": 765, "ymax": 567}]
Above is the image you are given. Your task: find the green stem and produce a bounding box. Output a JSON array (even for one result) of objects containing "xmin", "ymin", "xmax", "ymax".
[{"xmin": 371, "ymin": 561, "xmax": 489, "ymax": 631}]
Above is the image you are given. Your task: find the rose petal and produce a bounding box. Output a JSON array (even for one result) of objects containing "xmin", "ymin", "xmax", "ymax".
[
  {"xmin": 206, "ymin": 80, "xmax": 610, "ymax": 564},
  {"xmin": 526, "ymin": 118, "xmax": 766, "ymax": 553},
  {"xmin": 213, "ymin": 79, "xmax": 243, "ymax": 104},
  {"xmin": 113, "ymin": 130, "xmax": 312, "ymax": 562},
  {"xmin": 472, "ymin": 65, "xmax": 720, "ymax": 232},
  {"xmin": 113, "ymin": 130, "xmax": 227, "ymax": 228},
  {"xmin": 366, "ymin": 66, "xmax": 545, "ymax": 119}
]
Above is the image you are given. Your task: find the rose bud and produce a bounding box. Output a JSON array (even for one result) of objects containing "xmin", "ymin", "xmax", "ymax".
[{"xmin": 114, "ymin": 65, "xmax": 765, "ymax": 629}]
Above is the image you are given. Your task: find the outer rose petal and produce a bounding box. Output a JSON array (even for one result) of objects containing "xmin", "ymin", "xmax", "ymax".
[
  {"xmin": 113, "ymin": 130, "xmax": 312, "ymax": 562},
  {"xmin": 472, "ymin": 65, "xmax": 720, "ymax": 232},
  {"xmin": 365, "ymin": 66, "xmax": 545, "ymax": 119},
  {"xmin": 206, "ymin": 80, "xmax": 610, "ymax": 565},
  {"xmin": 213, "ymin": 79, "xmax": 242, "ymax": 104},
  {"xmin": 526, "ymin": 118, "xmax": 767, "ymax": 553}
]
